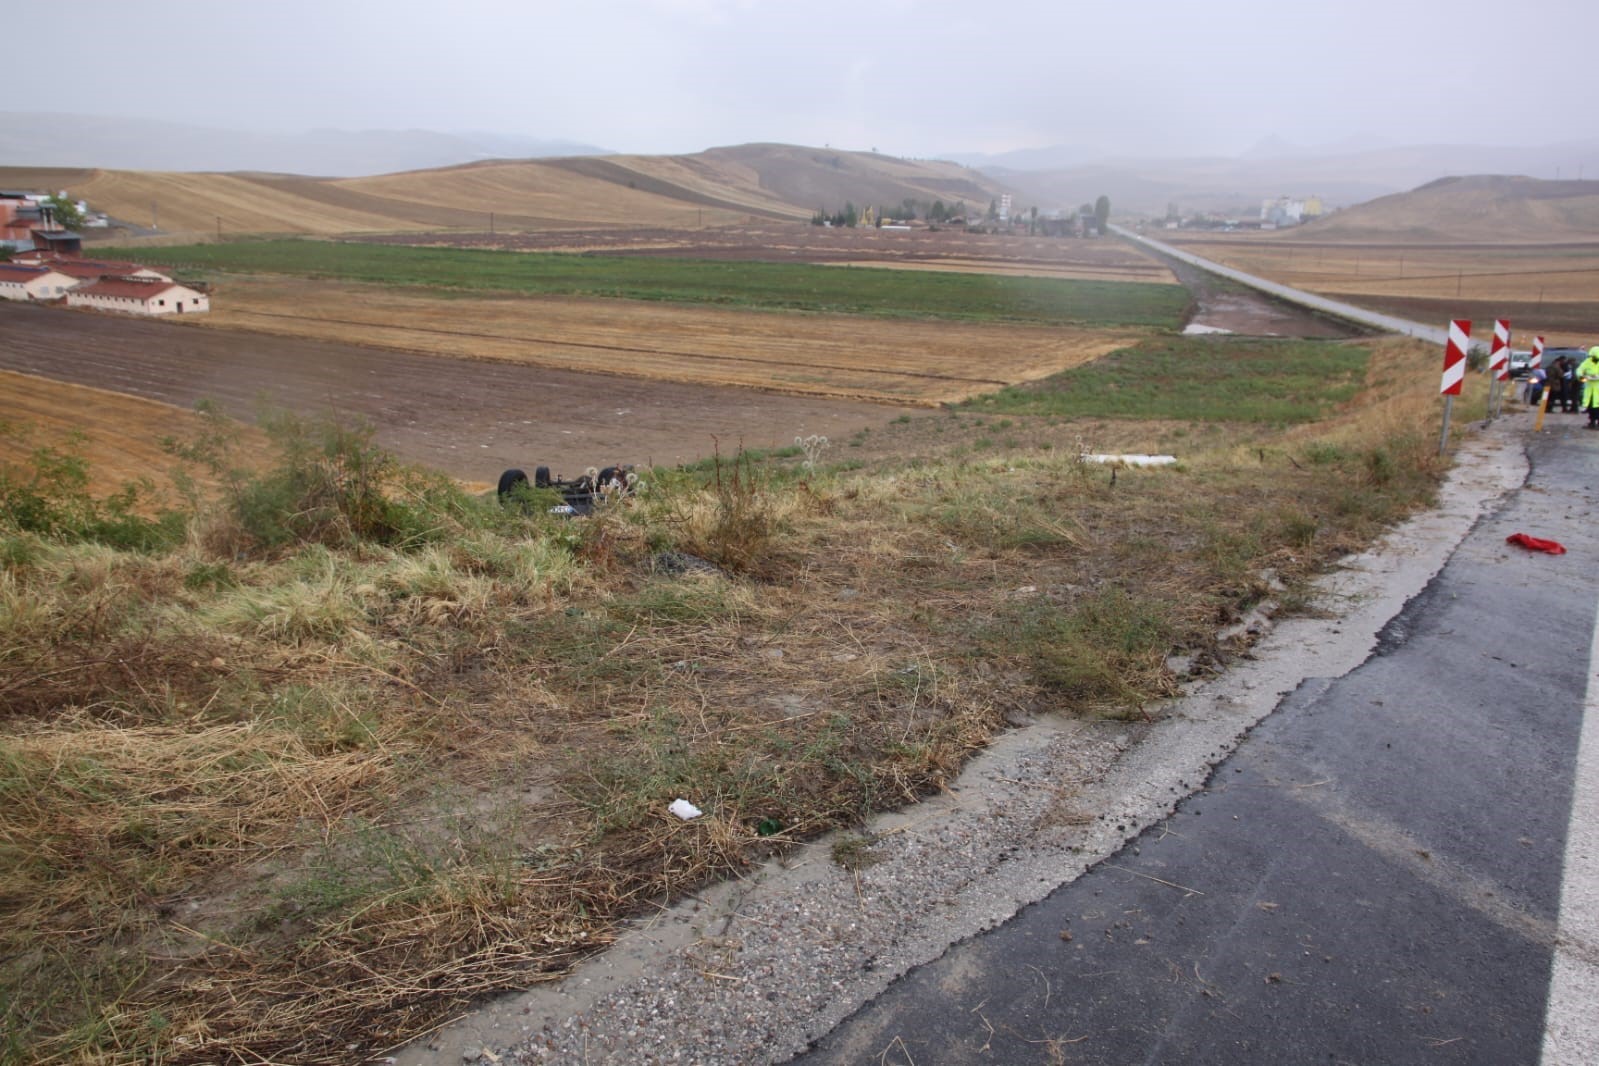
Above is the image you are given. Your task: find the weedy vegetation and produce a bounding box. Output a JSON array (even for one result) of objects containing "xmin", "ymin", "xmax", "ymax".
[{"xmin": 0, "ymin": 331, "xmax": 1465, "ymax": 1064}]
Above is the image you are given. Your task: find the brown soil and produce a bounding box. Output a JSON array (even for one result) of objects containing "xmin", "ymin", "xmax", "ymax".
[{"xmin": 0, "ymin": 303, "xmax": 915, "ymax": 487}]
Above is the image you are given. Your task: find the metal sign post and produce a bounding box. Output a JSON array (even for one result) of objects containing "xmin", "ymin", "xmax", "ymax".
[{"xmin": 1488, "ymin": 319, "xmax": 1511, "ymax": 419}]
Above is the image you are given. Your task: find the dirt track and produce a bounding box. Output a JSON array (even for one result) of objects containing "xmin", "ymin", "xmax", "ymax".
[{"xmin": 0, "ymin": 303, "xmax": 906, "ymax": 484}]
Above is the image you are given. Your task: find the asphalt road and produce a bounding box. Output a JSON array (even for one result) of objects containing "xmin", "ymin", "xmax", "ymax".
[{"xmin": 796, "ymin": 419, "xmax": 1599, "ymax": 1064}]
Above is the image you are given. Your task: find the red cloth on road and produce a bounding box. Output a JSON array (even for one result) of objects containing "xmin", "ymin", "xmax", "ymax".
[{"xmin": 1506, "ymin": 533, "xmax": 1567, "ymax": 555}]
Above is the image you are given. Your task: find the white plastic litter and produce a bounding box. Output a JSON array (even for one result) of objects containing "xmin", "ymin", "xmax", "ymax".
[
  {"xmin": 1081, "ymin": 454, "xmax": 1178, "ymax": 467},
  {"xmin": 668, "ymin": 798, "xmax": 703, "ymax": 820}
]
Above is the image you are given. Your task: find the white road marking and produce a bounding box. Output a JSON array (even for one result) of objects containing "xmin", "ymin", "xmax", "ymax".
[{"xmin": 1542, "ymin": 619, "xmax": 1599, "ymax": 1063}]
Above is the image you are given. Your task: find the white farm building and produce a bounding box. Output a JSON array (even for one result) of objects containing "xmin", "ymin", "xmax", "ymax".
[
  {"xmin": 0, "ymin": 262, "xmax": 79, "ymax": 301},
  {"xmin": 67, "ymin": 277, "xmax": 210, "ymax": 315}
]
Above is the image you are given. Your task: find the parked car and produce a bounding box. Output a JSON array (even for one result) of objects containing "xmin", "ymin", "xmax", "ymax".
[{"xmin": 1510, "ymin": 347, "xmax": 1586, "ymax": 378}]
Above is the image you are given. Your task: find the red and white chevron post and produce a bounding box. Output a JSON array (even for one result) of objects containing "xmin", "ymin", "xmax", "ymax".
[
  {"xmin": 1439, "ymin": 319, "xmax": 1469, "ymax": 454},
  {"xmin": 1491, "ymin": 319, "xmax": 1511, "ymax": 382},
  {"xmin": 1441, "ymin": 319, "xmax": 1469, "ymax": 396},
  {"xmin": 1532, "ymin": 335, "xmax": 1545, "ymax": 371}
]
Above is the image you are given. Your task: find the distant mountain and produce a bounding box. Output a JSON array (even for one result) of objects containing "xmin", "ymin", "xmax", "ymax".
[
  {"xmin": 981, "ymin": 139, "xmax": 1599, "ymax": 218},
  {"xmin": 0, "ymin": 112, "xmax": 610, "ymax": 177}
]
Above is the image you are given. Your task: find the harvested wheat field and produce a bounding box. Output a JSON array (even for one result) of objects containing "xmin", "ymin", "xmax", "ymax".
[
  {"xmin": 0, "ymin": 370, "xmax": 269, "ymax": 506},
  {"xmin": 185, "ymin": 278, "xmax": 1142, "ymax": 405},
  {"xmin": 0, "ymin": 303, "xmax": 916, "ymax": 481}
]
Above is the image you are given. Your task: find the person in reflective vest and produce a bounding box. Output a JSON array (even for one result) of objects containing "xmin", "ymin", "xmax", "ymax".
[{"xmin": 1580, "ymin": 346, "xmax": 1599, "ymax": 429}]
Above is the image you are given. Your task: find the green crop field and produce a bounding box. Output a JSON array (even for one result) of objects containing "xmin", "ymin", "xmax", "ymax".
[
  {"xmin": 111, "ymin": 240, "xmax": 1191, "ymax": 328},
  {"xmin": 965, "ymin": 336, "xmax": 1370, "ymax": 423}
]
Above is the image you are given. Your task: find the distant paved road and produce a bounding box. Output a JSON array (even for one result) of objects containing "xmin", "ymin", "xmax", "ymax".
[{"xmin": 1112, "ymin": 225, "xmax": 1450, "ymax": 345}]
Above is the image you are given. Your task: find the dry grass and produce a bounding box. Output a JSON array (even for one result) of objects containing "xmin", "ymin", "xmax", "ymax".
[
  {"xmin": 0, "ymin": 328, "xmax": 1458, "ymax": 1064},
  {"xmin": 180, "ymin": 277, "xmax": 1145, "ymax": 405}
]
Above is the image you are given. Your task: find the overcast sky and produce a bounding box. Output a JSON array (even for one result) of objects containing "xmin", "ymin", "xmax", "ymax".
[{"xmin": 17, "ymin": 0, "xmax": 1595, "ymax": 159}]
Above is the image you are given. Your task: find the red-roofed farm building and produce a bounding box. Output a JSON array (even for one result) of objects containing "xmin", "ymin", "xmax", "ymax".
[
  {"xmin": 0, "ymin": 263, "xmax": 80, "ymax": 301},
  {"xmin": 66, "ymin": 277, "xmax": 210, "ymax": 315}
]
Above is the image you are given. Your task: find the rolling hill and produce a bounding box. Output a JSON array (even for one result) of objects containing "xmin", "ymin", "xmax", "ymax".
[
  {"xmin": 1292, "ymin": 175, "xmax": 1599, "ymax": 244},
  {"xmin": 0, "ymin": 146, "xmax": 1012, "ymax": 239}
]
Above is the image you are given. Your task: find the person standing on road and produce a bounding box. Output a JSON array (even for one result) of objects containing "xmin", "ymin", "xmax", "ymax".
[
  {"xmin": 1546, "ymin": 357, "xmax": 1565, "ymax": 410},
  {"xmin": 1561, "ymin": 356, "xmax": 1581, "ymax": 412},
  {"xmin": 1579, "ymin": 347, "xmax": 1599, "ymax": 428},
  {"xmin": 1550, "ymin": 356, "xmax": 1575, "ymax": 412}
]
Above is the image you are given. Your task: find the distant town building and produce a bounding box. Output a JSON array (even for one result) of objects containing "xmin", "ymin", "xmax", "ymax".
[
  {"xmin": 0, "ymin": 194, "xmax": 43, "ymax": 252},
  {"xmin": 29, "ymin": 228, "xmax": 82, "ymax": 255},
  {"xmin": 1260, "ymin": 195, "xmax": 1325, "ymax": 227}
]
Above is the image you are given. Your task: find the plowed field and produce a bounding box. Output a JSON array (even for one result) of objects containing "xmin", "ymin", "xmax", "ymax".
[
  {"xmin": 182, "ymin": 278, "xmax": 1143, "ymax": 405},
  {"xmin": 0, "ymin": 304, "xmax": 915, "ymax": 484}
]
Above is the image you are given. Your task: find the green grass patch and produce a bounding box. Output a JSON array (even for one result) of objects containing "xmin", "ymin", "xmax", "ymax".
[
  {"xmin": 966, "ymin": 336, "xmax": 1370, "ymax": 423},
  {"xmin": 105, "ymin": 239, "xmax": 1190, "ymax": 328},
  {"xmin": 987, "ymin": 586, "xmax": 1178, "ymax": 712}
]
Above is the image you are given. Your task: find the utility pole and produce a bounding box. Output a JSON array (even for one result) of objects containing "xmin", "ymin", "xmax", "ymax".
[{"xmin": 151, "ymin": 201, "xmax": 158, "ymax": 230}]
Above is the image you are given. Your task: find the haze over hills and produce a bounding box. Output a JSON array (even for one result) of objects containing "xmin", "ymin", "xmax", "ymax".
[
  {"xmin": 0, "ymin": 112, "xmax": 608, "ymax": 178},
  {"xmin": 993, "ymin": 138, "xmax": 1599, "ymax": 218},
  {"xmin": 8, "ymin": 111, "xmax": 1599, "ymax": 223}
]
